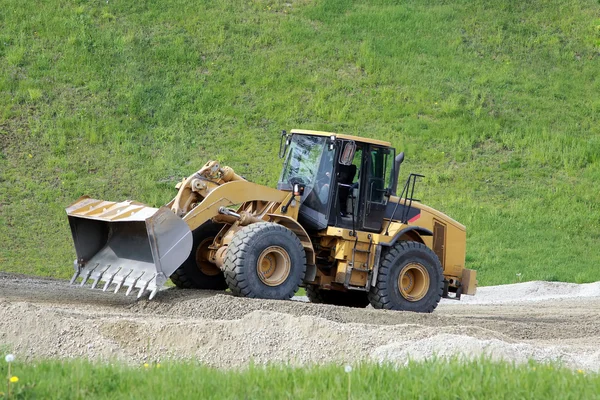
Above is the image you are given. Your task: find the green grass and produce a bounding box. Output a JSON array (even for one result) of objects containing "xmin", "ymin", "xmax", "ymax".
[
  {"xmin": 1, "ymin": 0, "xmax": 599, "ymax": 285},
  {"xmin": 1, "ymin": 358, "xmax": 598, "ymax": 399}
]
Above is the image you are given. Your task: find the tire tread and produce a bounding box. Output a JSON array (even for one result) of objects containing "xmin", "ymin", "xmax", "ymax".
[
  {"xmin": 368, "ymin": 241, "xmax": 444, "ymax": 313},
  {"xmin": 223, "ymin": 222, "xmax": 306, "ymax": 299}
]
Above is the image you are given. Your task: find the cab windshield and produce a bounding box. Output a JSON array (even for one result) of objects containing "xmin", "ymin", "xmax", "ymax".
[{"xmin": 279, "ymin": 135, "xmax": 327, "ymax": 189}]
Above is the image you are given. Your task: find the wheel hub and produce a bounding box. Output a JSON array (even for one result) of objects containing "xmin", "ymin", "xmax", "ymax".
[
  {"xmin": 195, "ymin": 237, "xmax": 221, "ymax": 276},
  {"xmin": 257, "ymin": 246, "xmax": 291, "ymax": 286},
  {"xmin": 397, "ymin": 262, "xmax": 429, "ymax": 302}
]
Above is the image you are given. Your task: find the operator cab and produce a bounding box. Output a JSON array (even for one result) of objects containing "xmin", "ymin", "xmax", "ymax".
[{"xmin": 277, "ymin": 130, "xmax": 396, "ymax": 234}]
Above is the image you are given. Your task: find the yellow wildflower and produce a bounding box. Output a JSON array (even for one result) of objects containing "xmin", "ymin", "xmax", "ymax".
[
  {"xmin": 143, "ymin": 363, "xmax": 150, "ymax": 368},
  {"xmin": 10, "ymin": 376, "xmax": 19, "ymax": 383}
]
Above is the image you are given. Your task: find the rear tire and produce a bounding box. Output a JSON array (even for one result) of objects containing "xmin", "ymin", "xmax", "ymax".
[
  {"xmin": 306, "ymin": 285, "xmax": 369, "ymax": 308},
  {"xmin": 368, "ymin": 241, "xmax": 443, "ymax": 313},
  {"xmin": 170, "ymin": 222, "xmax": 228, "ymax": 290},
  {"xmin": 223, "ymin": 222, "xmax": 306, "ymax": 300}
]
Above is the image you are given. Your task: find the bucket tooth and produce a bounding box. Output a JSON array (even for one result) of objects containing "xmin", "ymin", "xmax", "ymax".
[
  {"xmin": 79, "ymin": 264, "xmax": 99, "ymax": 287},
  {"xmin": 137, "ymin": 287, "xmax": 147, "ymax": 299},
  {"xmin": 91, "ymin": 266, "xmax": 111, "ymax": 289},
  {"xmin": 69, "ymin": 270, "xmax": 81, "ymax": 285},
  {"xmin": 137, "ymin": 274, "xmax": 155, "ymax": 299},
  {"xmin": 90, "ymin": 278, "xmax": 100, "ymax": 289},
  {"xmin": 111, "ymin": 269, "xmax": 132, "ymax": 294},
  {"xmin": 148, "ymin": 287, "xmax": 159, "ymax": 301},
  {"xmin": 125, "ymin": 271, "xmax": 146, "ymax": 297},
  {"xmin": 113, "ymin": 280, "xmax": 125, "ymax": 294},
  {"xmin": 102, "ymin": 268, "xmax": 122, "ymax": 292}
]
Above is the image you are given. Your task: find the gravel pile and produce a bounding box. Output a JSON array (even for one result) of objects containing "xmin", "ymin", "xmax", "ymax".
[
  {"xmin": 1, "ymin": 273, "xmax": 599, "ymax": 371},
  {"xmin": 455, "ymin": 280, "xmax": 600, "ymax": 305}
]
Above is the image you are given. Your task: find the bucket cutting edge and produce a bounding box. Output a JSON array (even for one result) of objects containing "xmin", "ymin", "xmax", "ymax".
[{"xmin": 66, "ymin": 196, "xmax": 193, "ymax": 300}]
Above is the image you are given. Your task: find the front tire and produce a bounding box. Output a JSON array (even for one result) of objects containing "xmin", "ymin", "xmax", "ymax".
[
  {"xmin": 223, "ymin": 222, "xmax": 306, "ymax": 300},
  {"xmin": 170, "ymin": 222, "xmax": 228, "ymax": 290},
  {"xmin": 368, "ymin": 241, "xmax": 443, "ymax": 313}
]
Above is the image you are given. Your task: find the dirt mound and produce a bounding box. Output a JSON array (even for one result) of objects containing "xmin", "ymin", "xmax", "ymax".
[{"xmin": 1, "ymin": 273, "xmax": 599, "ymax": 371}]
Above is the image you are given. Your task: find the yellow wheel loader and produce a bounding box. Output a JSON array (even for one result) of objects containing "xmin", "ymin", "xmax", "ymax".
[{"xmin": 66, "ymin": 129, "xmax": 477, "ymax": 312}]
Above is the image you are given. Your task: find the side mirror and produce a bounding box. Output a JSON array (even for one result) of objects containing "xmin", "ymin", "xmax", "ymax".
[{"xmin": 339, "ymin": 141, "xmax": 356, "ymax": 165}]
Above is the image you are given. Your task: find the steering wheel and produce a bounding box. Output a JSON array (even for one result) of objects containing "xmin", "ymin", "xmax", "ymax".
[{"xmin": 289, "ymin": 176, "xmax": 307, "ymax": 186}]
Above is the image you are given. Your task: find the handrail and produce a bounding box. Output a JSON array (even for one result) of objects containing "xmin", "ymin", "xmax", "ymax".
[
  {"xmin": 400, "ymin": 173, "xmax": 424, "ymax": 223},
  {"xmin": 384, "ymin": 173, "xmax": 424, "ymax": 235}
]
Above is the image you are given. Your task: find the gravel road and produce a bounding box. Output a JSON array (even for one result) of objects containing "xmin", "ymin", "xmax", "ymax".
[{"xmin": 1, "ymin": 273, "xmax": 599, "ymax": 371}]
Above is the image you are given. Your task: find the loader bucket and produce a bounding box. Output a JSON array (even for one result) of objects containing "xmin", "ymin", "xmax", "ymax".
[{"xmin": 66, "ymin": 196, "xmax": 193, "ymax": 300}]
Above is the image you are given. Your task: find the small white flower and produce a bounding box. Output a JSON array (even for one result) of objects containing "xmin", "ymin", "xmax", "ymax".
[
  {"xmin": 344, "ymin": 365, "xmax": 352, "ymax": 373},
  {"xmin": 5, "ymin": 354, "xmax": 15, "ymax": 363}
]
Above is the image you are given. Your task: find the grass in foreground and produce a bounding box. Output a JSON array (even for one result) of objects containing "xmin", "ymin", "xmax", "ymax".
[{"xmin": 1, "ymin": 358, "xmax": 599, "ymax": 400}]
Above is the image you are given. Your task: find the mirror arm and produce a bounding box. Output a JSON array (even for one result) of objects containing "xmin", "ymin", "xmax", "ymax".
[
  {"xmin": 278, "ymin": 130, "xmax": 287, "ymax": 158},
  {"xmin": 281, "ymin": 183, "xmax": 304, "ymax": 213},
  {"xmin": 278, "ymin": 131, "xmax": 292, "ymax": 159}
]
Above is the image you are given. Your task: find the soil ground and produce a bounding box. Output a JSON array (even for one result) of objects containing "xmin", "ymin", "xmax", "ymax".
[{"xmin": 1, "ymin": 273, "xmax": 599, "ymax": 371}]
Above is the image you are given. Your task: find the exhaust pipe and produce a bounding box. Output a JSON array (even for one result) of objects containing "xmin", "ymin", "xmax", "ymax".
[
  {"xmin": 66, "ymin": 196, "xmax": 193, "ymax": 300},
  {"xmin": 390, "ymin": 152, "xmax": 405, "ymax": 196}
]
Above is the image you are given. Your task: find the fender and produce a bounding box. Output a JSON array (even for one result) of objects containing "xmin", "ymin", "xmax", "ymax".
[
  {"xmin": 371, "ymin": 226, "xmax": 433, "ymax": 287},
  {"xmin": 267, "ymin": 213, "xmax": 317, "ymax": 283},
  {"xmin": 382, "ymin": 226, "xmax": 433, "ymax": 247}
]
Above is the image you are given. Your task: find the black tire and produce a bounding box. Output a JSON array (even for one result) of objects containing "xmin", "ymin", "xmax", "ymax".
[
  {"xmin": 223, "ymin": 222, "xmax": 306, "ymax": 299},
  {"xmin": 170, "ymin": 222, "xmax": 228, "ymax": 290},
  {"xmin": 306, "ymin": 285, "xmax": 369, "ymax": 308},
  {"xmin": 368, "ymin": 241, "xmax": 444, "ymax": 313}
]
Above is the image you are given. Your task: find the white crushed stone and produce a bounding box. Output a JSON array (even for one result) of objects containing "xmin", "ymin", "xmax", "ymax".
[
  {"xmin": 372, "ymin": 333, "xmax": 600, "ymax": 372},
  {"xmin": 446, "ymin": 281, "xmax": 600, "ymax": 305},
  {"xmin": 1, "ymin": 274, "xmax": 600, "ymax": 371}
]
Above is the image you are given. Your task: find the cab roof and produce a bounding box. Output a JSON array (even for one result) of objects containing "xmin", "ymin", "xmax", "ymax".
[{"xmin": 290, "ymin": 129, "xmax": 392, "ymax": 148}]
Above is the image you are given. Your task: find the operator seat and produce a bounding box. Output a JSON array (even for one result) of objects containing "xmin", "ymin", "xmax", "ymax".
[{"xmin": 337, "ymin": 163, "xmax": 357, "ymax": 216}]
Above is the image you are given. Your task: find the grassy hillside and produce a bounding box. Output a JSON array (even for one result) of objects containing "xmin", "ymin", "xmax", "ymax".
[{"xmin": 1, "ymin": 0, "xmax": 599, "ymax": 285}]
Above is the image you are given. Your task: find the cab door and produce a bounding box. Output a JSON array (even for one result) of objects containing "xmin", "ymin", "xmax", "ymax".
[
  {"xmin": 328, "ymin": 141, "xmax": 363, "ymax": 229},
  {"xmin": 362, "ymin": 146, "xmax": 394, "ymax": 232}
]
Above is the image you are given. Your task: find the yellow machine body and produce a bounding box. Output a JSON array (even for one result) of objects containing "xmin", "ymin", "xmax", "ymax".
[
  {"xmin": 309, "ymin": 199, "xmax": 476, "ymax": 296},
  {"xmin": 66, "ymin": 130, "xmax": 476, "ymax": 309}
]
